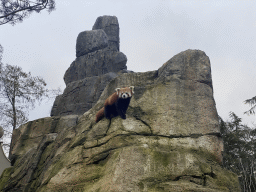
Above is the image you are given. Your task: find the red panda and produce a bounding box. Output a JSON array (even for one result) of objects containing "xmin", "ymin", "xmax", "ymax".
[{"xmin": 95, "ymin": 86, "xmax": 134, "ymax": 122}]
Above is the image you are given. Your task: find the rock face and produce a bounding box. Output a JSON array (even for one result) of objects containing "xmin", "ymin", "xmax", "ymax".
[
  {"xmin": 63, "ymin": 50, "xmax": 127, "ymax": 85},
  {"xmin": 51, "ymin": 15, "xmax": 127, "ymax": 116},
  {"xmin": 92, "ymin": 16, "xmax": 120, "ymax": 51},
  {"xmin": 76, "ymin": 29, "xmax": 108, "ymax": 58},
  {"xmin": 51, "ymin": 72, "xmax": 119, "ymax": 116},
  {"xmin": 0, "ymin": 49, "xmax": 240, "ymax": 192},
  {"xmin": 0, "ymin": 126, "xmax": 3, "ymax": 138},
  {"xmin": 0, "ymin": 126, "xmax": 11, "ymax": 176}
]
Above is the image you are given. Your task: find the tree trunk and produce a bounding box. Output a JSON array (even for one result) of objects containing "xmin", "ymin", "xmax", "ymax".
[{"xmin": 12, "ymin": 97, "xmax": 16, "ymax": 130}]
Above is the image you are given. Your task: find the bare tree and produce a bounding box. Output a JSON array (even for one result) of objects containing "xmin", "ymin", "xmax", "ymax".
[
  {"xmin": 0, "ymin": 62, "xmax": 61, "ymax": 155},
  {"xmin": 0, "ymin": 64, "xmax": 49, "ymax": 130},
  {"xmin": 0, "ymin": 44, "xmax": 3, "ymax": 113},
  {"xmin": 0, "ymin": 0, "xmax": 55, "ymax": 25}
]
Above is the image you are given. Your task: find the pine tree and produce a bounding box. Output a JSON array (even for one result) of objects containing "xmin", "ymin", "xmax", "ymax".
[
  {"xmin": 220, "ymin": 112, "xmax": 256, "ymax": 192},
  {"xmin": 244, "ymin": 96, "xmax": 256, "ymax": 115}
]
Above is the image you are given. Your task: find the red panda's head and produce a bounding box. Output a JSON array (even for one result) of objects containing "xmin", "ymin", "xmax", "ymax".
[{"xmin": 115, "ymin": 86, "xmax": 134, "ymax": 99}]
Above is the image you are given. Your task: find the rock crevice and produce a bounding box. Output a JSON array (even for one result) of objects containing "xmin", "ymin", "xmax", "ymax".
[{"xmin": 0, "ymin": 16, "xmax": 240, "ymax": 192}]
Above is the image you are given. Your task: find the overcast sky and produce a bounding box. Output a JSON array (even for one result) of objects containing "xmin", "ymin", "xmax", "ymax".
[{"xmin": 1, "ymin": 0, "xmax": 256, "ymax": 126}]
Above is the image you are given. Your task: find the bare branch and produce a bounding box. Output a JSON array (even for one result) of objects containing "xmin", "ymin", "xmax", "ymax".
[
  {"xmin": 0, "ymin": 64, "xmax": 58, "ymax": 130},
  {"xmin": 0, "ymin": 0, "xmax": 55, "ymax": 25}
]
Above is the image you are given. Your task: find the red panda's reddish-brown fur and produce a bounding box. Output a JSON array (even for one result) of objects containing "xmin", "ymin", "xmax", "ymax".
[
  {"xmin": 104, "ymin": 92, "xmax": 119, "ymax": 106},
  {"xmin": 95, "ymin": 86, "xmax": 134, "ymax": 122},
  {"xmin": 95, "ymin": 107, "xmax": 105, "ymax": 122}
]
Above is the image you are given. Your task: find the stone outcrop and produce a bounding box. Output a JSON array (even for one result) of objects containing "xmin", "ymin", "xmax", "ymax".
[
  {"xmin": 0, "ymin": 49, "xmax": 240, "ymax": 191},
  {"xmin": 0, "ymin": 126, "xmax": 3, "ymax": 138},
  {"xmin": 51, "ymin": 15, "xmax": 128, "ymax": 116},
  {"xmin": 76, "ymin": 29, "xmax": 108, "ymax": 58},
  {"xmin": 0, "ymin": 127, "xmax": 11, "ymax": 176},
  {"xmin": 92, "ymin": 16, "xmax": 120, "ymax": 51},
  {"xmin": 51, "ymin": 72, "xmax": 118, "ymax": 116},
  {"xmin": 63, "ymin": 50, "xmax": 127, "ymax": 85}
]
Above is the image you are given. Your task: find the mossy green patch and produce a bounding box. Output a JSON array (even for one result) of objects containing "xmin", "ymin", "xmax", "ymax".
[
  {"xmin": 152, "ymin": 150, "xmax": 174, "ymax": 167},
  {"xmin": 0, "ymin": 167, "xmax": 13, "ymax": 191},
  {"xmin": 138, "ymin": 181, "xmax": 144, "ymax": 190},
  {"xmin": 136, "ymin": 146, "xmax": 240, "ymax": 192}
]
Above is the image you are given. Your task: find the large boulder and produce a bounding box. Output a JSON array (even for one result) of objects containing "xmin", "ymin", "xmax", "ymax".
[
  {"xmin": 51, "ymin": 15, "xmax": 127, "ymax": 116},
  {"xmin": 92, "ymin": 15, "xmax": 120, "ymax": 51},
  {"xmin": 52, "ymin": 72, "xmax": 119, "ymax": 116},
  {"xmin": 76, "ymin": 29, "xmax": 108, "ymax": 58},
  {"xmin": 66, "ymin": 15, "xmax": 125, "ymax": 85},
  {"xmin": 0, "ymin": 49, "xmax": 240, "ymax": 192},
  {"xmin": 64, "ymin": 49, "xmax": 127, "ymax": 85},
  {"xmin": 0, "ymin": 126, "xmax": 3, "ymax": 138}
]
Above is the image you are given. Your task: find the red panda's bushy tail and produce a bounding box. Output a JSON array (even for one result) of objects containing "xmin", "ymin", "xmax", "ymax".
[{"xmin": 95, "ymin": 107, "xmax": 105, "ymax": 122}]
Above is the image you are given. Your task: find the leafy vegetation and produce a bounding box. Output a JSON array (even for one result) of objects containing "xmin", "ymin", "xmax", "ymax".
[
  {"xmin": 220, "ymin": 112, "xmax": 256, "ymax": 192},
  {"xmin": 245, "ymin": 96, "xmax": 256, "ymax": 115}
]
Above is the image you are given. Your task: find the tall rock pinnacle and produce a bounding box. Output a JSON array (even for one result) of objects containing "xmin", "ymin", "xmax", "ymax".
[{"xmin": 50, "ymin": 16, "xmax": 129, "ymax": 116}]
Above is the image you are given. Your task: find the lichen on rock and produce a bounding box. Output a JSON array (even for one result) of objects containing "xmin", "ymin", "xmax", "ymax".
[{"xmin": 0, "ymin": 48, "xmax": 240, "ymax": 191}]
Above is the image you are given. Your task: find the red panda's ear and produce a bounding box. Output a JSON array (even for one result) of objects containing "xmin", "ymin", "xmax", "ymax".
[
  {"xmin": 129, "ymin": 86, "xmax": 134, "ymax": 94},
  {"xmin": 115, "ymin": 88, "xmax": 120, "ymax": 95}
]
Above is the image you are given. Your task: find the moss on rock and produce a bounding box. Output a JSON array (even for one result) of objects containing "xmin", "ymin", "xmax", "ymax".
[{"xmin": 0, "ymin": 49, "xmax": 240, "ymax": 191}]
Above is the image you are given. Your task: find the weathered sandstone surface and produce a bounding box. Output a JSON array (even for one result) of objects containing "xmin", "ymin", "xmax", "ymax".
[{"xmin": 0, "ymin": 49, "xmax": 240, "ymax": 191}]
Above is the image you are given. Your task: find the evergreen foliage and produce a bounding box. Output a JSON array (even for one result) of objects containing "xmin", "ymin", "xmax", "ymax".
[
  {"xmin": 245, "ymin": 96, "xmax": 256, "ymax": 115},
  {"xmin": 221, "ymin": 112, "xmax": 256, "ymax": 192}
]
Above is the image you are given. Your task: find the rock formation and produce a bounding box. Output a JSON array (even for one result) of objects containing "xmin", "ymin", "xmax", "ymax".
[
  {"xmin": 51, "ymin": 15, "xmax": 128, "ymax": 116},
  {"xmin": 0, "ymin": 127, "xmax": 11, "ymax": 176},
  {"xmin": 0, "ymin": 49, "xmax": 240, "ymax": 191},
  {"xmin": 0, "ymin": 126, "xmax": 3, "ymax": 138}
]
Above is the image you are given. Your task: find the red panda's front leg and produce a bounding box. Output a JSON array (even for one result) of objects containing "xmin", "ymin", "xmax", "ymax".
[
  {"xmin": 105, "ymin": 104, "xmax": 118, "ymax": 120},
  {"xmin": 115, "ymin": 98, "xmax": 131, "ymax": 119},
  {"xmin": 116, "ymin": 107, "xmax": 126, "ymax": 119}
]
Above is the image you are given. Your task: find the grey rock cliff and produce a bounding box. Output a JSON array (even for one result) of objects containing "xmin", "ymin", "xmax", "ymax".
[
  {"xmin": 51, "ymin": 72, "xmax": 118, "ymax": 116},
  {"xmin": 63, "ymin": 48, "xmax": 127, "ymax": 85},
  {"xmin": 0, "ymin": 126, "xmax": 3, "ymax": 138},
  {"xmin": 0, "ymin": 49, "xmax": 240, "ymax": 192},
  {"xmin": 76, "ymin": 29, "xmax": 108, "ymax": 58},
  {"xmin": 51, "ymin": 15, "xmax": 127, "ymax": 116},
  {"xmin": 92, "ymin": 15, "xmax": 120, "ymax": 51}
]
